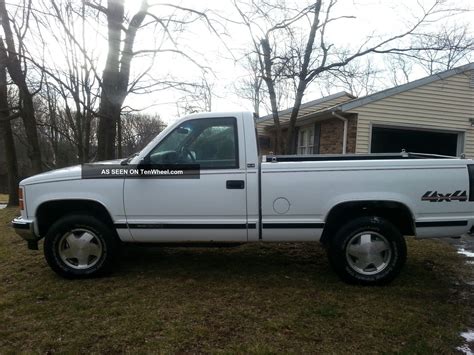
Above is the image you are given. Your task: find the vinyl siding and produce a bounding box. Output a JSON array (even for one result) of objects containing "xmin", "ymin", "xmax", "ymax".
[{"xmin": 350, "ymin": 70, "xmax": 474, "ymax": 156}]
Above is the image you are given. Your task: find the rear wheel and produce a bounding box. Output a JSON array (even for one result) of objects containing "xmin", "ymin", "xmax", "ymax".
[
  {"xmin": 327, "ymin": 216, "xmax": 407, "ymax": 285},
  {"xmin": 44, "ymin": 214, "xmax": 118, "ymax": 278}
]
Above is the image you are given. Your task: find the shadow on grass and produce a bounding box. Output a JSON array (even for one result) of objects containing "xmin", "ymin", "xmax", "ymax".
[
  {"xmin": 117, "ymin": 243, "xmax": 335, "ymax": 282},
  {"xmin": 114, "ymin": 241, "xmax": 452, "ymax": 291}
]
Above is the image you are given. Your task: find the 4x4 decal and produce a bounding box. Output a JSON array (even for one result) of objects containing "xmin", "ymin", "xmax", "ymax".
[{"xmin": 422, "ymin": 190, "xmax": 467, "ymax": 202}]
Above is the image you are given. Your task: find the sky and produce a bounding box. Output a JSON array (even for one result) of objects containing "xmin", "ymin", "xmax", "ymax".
[
  {"xmin": 13, "ymin": 0, "xmax": 474, "ymax": 124},
  {"xmin": 124, "ymin": 0, "xmax": 473, "ymax": 124}
]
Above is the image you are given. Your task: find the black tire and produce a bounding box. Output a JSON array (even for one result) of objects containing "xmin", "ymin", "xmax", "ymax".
[
  {"xmin": 44, "ymin": 214, "xmax": 118, "ymax": 279},
  {"xmin": 327, "ymin": 216, "xmax": 407, "ymax": 285}
]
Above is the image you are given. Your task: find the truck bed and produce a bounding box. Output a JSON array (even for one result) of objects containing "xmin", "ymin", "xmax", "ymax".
[{"xmin": 260, "ymin": 152, "xmax": 472, "ymax": 241}]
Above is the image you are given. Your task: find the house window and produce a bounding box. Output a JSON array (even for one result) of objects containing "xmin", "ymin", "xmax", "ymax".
[{"xmin": 297, "ymin": 126, "xmax": 315, "ymax": 155}]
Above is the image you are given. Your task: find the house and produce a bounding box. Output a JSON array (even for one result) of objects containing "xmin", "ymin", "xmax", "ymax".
[{"xmin": 256, "ymin": 62, "xmax": 474, "ymax": 157}]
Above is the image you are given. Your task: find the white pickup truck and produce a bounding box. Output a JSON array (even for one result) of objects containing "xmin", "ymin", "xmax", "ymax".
[{"xmin": 11, "ymin": 112, "xmax": 474, "ymax": 284}]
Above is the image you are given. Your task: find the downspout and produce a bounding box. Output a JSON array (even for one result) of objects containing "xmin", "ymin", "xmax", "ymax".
[{"xmin": 332, "ymin": 112, "xmax": 348, "ymax": 154}]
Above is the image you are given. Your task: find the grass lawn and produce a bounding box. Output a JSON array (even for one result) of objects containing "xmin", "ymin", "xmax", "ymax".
[{"xmin": 0, "ymin": 207, "xmax": 471, "ymax": 353}]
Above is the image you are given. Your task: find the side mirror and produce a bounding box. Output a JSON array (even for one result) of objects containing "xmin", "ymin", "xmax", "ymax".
[
  {"xmin": 137, "ymin": 156, "xmax": 150, "ymax": 170},
  {"xmin": 176, "ymin": 127, "xmax": 190, "ymax": 134}
]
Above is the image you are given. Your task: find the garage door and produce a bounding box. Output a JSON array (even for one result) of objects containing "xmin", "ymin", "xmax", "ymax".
[{"xmin": 371, "ymin": 126, "xmax": 460, "ymax": 156}]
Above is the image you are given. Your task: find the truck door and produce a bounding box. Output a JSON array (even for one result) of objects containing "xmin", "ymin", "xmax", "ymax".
[{"xmin": 122, "ymin": 115, "xmax": 249, "ymax": 242}]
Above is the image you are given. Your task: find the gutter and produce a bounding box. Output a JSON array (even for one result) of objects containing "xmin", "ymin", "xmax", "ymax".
[{"xmin": 332, "ymin": 112, "xmax": 348, "ymax": 154}]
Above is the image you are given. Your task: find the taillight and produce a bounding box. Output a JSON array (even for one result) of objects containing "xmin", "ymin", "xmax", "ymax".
[{"xmin": 18, "ymin": 187, "xmax": 24, "ymax": 210}]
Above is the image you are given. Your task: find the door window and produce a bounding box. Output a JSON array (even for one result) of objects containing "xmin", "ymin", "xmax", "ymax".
[{"xmin": 148, "ymin": 117, "xmax": 239, "ymax": 169}]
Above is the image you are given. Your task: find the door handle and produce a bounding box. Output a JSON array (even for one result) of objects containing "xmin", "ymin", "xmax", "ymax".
[{"xmin": 226, "ymin": 180, "xmax": 245, "ymax": 189}]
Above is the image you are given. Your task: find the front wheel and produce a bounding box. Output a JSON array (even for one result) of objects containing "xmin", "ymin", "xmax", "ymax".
[
  {"xmin": 327, "ymin": 216, "xmax": 407, "ymax": 285},
  {"xmin": 44, "ymin": 214, "xmax": 118, "ymax": 278}
]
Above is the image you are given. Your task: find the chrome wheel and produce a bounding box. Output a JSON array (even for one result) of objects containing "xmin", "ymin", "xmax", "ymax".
[
  {"xmin": 58, "ymin": 228, "xmax": 103, "ymax": 270},
  {"xmin": 345, "ymin": 231, "xmax": 392, "ymax": 275}
]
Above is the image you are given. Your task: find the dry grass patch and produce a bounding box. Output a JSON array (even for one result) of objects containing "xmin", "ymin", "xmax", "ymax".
[{"xmin": 0, "ymin": 207, "xmax": 471, "ymax": 353}]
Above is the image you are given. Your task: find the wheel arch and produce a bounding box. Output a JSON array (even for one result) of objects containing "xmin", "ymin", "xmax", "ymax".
[
  {"xmin": 320, "ymin": 200, "xmax": 415, "ymax": 245},
  {"xmin": 36, "ymin": 199, "xmax": 115, "ymax": 237}
]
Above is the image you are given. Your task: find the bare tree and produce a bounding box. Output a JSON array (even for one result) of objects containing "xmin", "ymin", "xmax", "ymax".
[
  {"xmin": 0, "ymin": 0, "xmax": 42, "ymax": 173},
  {"xmin": 121, "ymin": 112, "xmax": 164, "ymax": 157},
  {"xmin": 1, "ymin": 0, "xmax": 220, "ymax": 168},
  {"xmin": 386, "ymin": 54, "xmax": 414, "ymax": 87},
  {"xmin": 85, "ymin": 0, "xmax": 223, "ymax": 160},
  {"xmin": 234, "ymin": 51, "xmax": 296, "ymax": 119},
  {"xmin": 35, "ymin": 81, "xmax": 86, "ymax": 168},
  {"xmin": 90, "ymin": 0, "xmax": 145, "ymax": 160},
  {"xmin": 235, "ymin": 0, "xmax": 467, "ymax": 154},
  {"xmin": 393, "ymin": 24, "xmax": 474, "ymax": 77},
  {"xmin": 0, "ymin": 40, "xmax": 19, "ymax": 205},
  {"xmin": 42, "ymin": 0, "xmax": 101, "ymax": 163},
  {"xmin": 176, "ymin": 75, "xmax": 214, "ymax": 115},
  {"xmin": 234, "ymin": 0, "xmax": 324, "ymax": 153},
  {"xmin": 234, "ymin": 53, "xmax": 264, "ymax": 116},
  {"xmin": 320, "ymin": 58, "xmax": 382, "ymax": 97}
]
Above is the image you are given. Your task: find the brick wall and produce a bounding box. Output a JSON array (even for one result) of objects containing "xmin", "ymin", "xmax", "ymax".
[
  {"xmin": 319, "ymin": 115, "xmax": 357, "ymax": 154},
  {"xmin": 346, "ymin": 115, "xmax": 357, "ymax": 153}
]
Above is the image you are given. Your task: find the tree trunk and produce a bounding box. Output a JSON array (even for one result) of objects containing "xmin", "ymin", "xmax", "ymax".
[
  {"xmin": 285, "ymin": 85, "xmax": 306, "ymax": 154},
  {"xmin": 0, "ymin": 118, "xmax": 19, "ymax": 206},
  {"xmin": 20, "ymin": 91, "xmax": 42, "ymax": 172},
  {"xmin": 84, "ymin": 109, "xmax": 92, "ymax": 162},
  {"xmin": 0, "ymin": 43, "xmax": 18, "ymax": 206},
  {"xmin": 83, "ymin": 82, "xmax": 93, "ymax": 162},
  {"xmin": 97, "ymin": 0, "xmax": 124, "ymax": 161},
  {"xmin": 97, "ymin": 101, "xmax": 120, "ymax": 160},
  {"xmin": 117, "ymin": 114, "xmax": 122, "ymax": 158},
  {"xmin": 96, "ymin": 0, "xmax": 149, "ymax": 161},
  {"xmin": 0, "ymin": 0, "xmax": 42, "ymax": 173},
  {"xmin": 285, "ymin": 0, "xmax": 321, "ymax": 154},
  {"xmin": 261, "ymin": 38, "xmax": 283, "ymax": 154}
]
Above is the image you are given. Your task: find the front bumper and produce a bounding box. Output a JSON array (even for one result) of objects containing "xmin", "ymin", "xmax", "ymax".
[{"xmin": 11, "ymin": 216, "xmax": 40, "ymax": 250}]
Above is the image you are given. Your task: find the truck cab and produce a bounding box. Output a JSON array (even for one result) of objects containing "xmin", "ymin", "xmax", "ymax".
[{"xmin": 121, "ymin": 112, "xmax": 260, "ymax": 243}]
